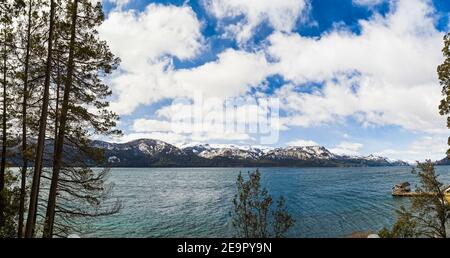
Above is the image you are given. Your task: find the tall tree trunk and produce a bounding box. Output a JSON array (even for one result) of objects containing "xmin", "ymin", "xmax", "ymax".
[
  {"xmin": 0, "ymin": 28, "xmax": 7, "ymax": 228},
  {"xmin": 54, "ymin": 79, "xmax": 60, "ymax": 145},
  {"xmin": 25, "ymin": 0, "xmax": 56, "ymax": 238},
  {"xmin": 0, "ymin": 22, "xmax": 10, "ymax": 229},
  {"xmin": 54, "ymin": 37, "xmax": 61, "ymax": 147},
  {"xmin": 18, "ymin": 0, "xmax": 33, "ymax": 238},
  {"xmin": 43, "ymin": 0, "xmax": 78, "ymax": 238}
]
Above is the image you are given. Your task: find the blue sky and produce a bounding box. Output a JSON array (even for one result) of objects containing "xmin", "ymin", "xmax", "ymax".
[{"xmin": 98, "ymin": 0, "xmax": 450, "ymax": 161}]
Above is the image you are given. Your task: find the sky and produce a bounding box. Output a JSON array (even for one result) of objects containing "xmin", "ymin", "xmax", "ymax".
[{"xmin": 98, "ymin": 0, "xmax": 450, "ymax": 162}]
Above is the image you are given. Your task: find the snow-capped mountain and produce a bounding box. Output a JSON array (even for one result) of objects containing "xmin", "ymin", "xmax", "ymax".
[
  {"xmin": 87, "ymin": 139, "xmax": 410, "ymax": 167},
  {"xmin": 263, "ymin": 146, "xmax": 336, "ymax": 161},
  {"xmin": 94, "ymin": 139, "xmax": 186, "ymax": 156},
  {"xmin": 182, "ymin": 143, "xmax": 269, "ymax": 160},
  {"xmin": 3, "ymin": 138, "xmax": 409, "ymax": 167},
  {"xmin": 90, "ymin": 139, "xmax": 203, "ymax": 167}
]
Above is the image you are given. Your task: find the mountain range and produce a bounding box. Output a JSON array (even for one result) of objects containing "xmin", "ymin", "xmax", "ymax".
[{"xmin": 88, "ymin": 139, "xmax": 410, "ymax": 168}]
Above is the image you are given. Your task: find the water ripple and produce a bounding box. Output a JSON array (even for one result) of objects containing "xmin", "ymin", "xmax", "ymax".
[{"xmin": 84, "ymin": 166, "xmax": 450, "ymax": 238}]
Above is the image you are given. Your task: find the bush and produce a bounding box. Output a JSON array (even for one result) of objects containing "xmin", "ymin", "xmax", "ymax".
[
  {"xmin": 231, "ymin": 169, "xmax": 294, "ymax": 238},
  {"xmin": 0, "ymin": 171, "xmax": 20, "ymax": 238}
]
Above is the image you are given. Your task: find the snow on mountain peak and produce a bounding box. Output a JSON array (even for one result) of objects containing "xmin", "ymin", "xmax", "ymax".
[{"xmin": 97, "ymin": 139, "xmax": 407, "ymax": 165}]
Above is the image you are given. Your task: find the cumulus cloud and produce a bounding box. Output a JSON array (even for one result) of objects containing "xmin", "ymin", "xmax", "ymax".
[
  {"xmin": 330, "ymin": 142, "xmax": 364, "ymax": 156},
  {"xmin": 129, "ymin": 116, "xmax": 253, "ymax": 143},
  {"xmin": 275, "ymin": 76, "xmax": 445, "ymax": 134},
  {"xmin": 204, "ymin": 0, "xmax": 308, "ymax": 43},
  {"xmin": 100, "ymin": 4, "xmax": 203, "ymax": 66},
  {"xmin": 104, "ymin": 49, "xmax": 272, "ymax": 115},
  {"xmin": 99, "ymin": 4, "xmax": 204, "ymax": 114},
  {"xmin": 130, "ymin": 94, "xmax": 284, "ymax": 143},
  {"xmin": 173, "ymin": 49, "xmax": 272, "ymax": 98},
  {"xmin": 269, "ymin": 0, "xmax": 446, "ymax": 133},
  {"xmin": 100, "ymin": 4, "xmax": 272, "ymax": 115},
  {"xmin": 269, "ymin": 0, "xmax": 442, "ymax": 85}
]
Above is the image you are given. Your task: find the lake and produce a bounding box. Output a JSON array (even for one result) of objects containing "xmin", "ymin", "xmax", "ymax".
[{"xmin": 83, "ymin": 166, "xmax": 450, "ymax": 238}]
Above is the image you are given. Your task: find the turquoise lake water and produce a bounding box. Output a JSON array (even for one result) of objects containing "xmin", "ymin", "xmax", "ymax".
[{"xmin": 84, "ymin": 166, "xmax": 450, "ymax": 238}]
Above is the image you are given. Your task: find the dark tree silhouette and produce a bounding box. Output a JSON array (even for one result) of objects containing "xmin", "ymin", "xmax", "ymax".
[{"xmin": 232, "ymin": 170, "xmax": 295, "ymax": 238}]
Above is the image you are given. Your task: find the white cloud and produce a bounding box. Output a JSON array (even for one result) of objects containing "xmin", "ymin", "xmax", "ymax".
[
  {"xmin": 132, "ymin": 119, "xmax": 173, "ymax": 133},
  {"xmin": 129, "ymin": 116, "xmax": 253, "ymax": 143},
  {"xmin": 105, "ymin": 61, "xmax": 174, "ymax": 115},
  {"xmin": 269, "ymin": 0, "xmax": 442, "ymax": 85},
  {"xmin": 276, "ymin": 79, "xmax": 359, "ymax": 128},
  {"xmin": 275, "ymin": 76, "xmax": 445, "ymax": 134},
  {"xmin": 269, "ymin": 0, "xmax": 446, "ymax": 134},
  {"xmin": 375, "ymin": 135, "xmax": 448, "ymax": 162},
  {"xmin": 330, "ymin": 142, "xmax": 364, "ymax": 156},
  {"xmin": 100, "ymin": 4, "xmax": 202, "ymax": 66},
  {"xmin": 173, "ymin": 49, "xmax": 272, "ymax": 98},
  {"xmin": 204, "ymin": 0, "xmax": 308, "ymax": 43},
  {"xmin": 287, "ymin": 139, "xmax": 319, "ymax": 147},
  {"xmin": 131, "ymin": 95, "xmax": 284, "ymax": 143},
  {"xmin": 99, "ymin": 3, "xmax": 273, "ymax": 116},
  {"xmin": 99, "ymin": 4, "xmax": 204, "ymax": 114},
  {"xmin": 105, "ymin": 48, "xmax": 272, "ymax": 115}
]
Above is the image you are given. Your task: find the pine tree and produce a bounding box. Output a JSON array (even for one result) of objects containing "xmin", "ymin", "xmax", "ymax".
[
  {"xmin": 0, "ymin": 0, "xmax": 30, "ymax": 235},
  {"xmin": 42, "ymin": 0, "xmax": 79, "ymax": 238},
  {"xmin": 42, "ymin": 0, "xmax": 121, "ymax": 238},
  {"xmin": 24, "ymin": 0, "xmax": 56, "ymax": 238},
  {"xmin": 0, "ymin": 0, "xmax": 16, "ymax": 230},
  {"xmin": 0, "ymin": 0, "xmax": 121, "ymax": 238},
  {"xmin": 438, "ymin": 33, "xmax": 450, "ymax": 156},
  {"xmin": 13, "ymin": 0, "xmax": 47, "ymax": 238}
]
